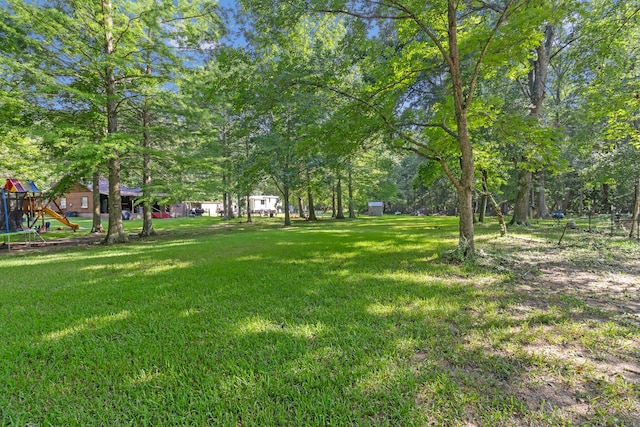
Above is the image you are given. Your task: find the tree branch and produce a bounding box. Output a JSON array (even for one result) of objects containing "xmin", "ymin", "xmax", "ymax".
[
  {"xmin": 318, "ymin": 1, "xmax": 454, "ymax": 68},
  {"xmin": 402, "ymin": 121, "xmax": 458, "ymax": 139},
  {"xmin": 300, "ymin": 79, "xmax": 462, "ymax": 188},
  {"xmin": 469, "ymin": 0, "xmax": 503, "ymax": 14},
  {"xmin": 113, "ymin": 10, "xmax": 149, "ymax": 49},
  {"xmin": 466, "ymin": 0, "xmax": 514, "ymax": 107},
  {"xmin": 384, "ymin": 0, "xmax": 454, "ymax": 69},
  {"xmin": 404, "ymin": 146, "xmax": 462, "ymax": 190}
]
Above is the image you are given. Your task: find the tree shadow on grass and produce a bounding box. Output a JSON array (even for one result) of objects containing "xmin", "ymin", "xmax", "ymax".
[{"xmin": 2, "ymin": 219, "xmax": 639, "ymax": 425}]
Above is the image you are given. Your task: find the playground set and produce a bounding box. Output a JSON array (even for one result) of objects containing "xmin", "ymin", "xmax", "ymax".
[{"xmin": 1, "ymin": 178, "xmax": 79, "ymax": 249}]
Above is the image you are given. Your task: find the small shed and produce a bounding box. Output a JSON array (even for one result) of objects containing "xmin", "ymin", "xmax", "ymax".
[{"xmin": 368, "ymin": 201, "xmax": 384, "ymax": 216}]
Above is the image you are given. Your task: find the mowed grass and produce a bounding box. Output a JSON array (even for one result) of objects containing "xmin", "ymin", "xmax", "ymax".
[{"xmin": 1, "ymin": 216, "xmax": 638, "ymax": 426}]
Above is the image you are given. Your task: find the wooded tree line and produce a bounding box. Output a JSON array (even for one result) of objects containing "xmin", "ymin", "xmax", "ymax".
[{"xmin": 1, "ymin": 0, "xmax": 638, "ymax": 256}]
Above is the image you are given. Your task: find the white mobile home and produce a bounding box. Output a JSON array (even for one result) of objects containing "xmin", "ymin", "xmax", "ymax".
[{"xmin": 249, "ymin": 195, "xmax": 280, "ymax": 213}]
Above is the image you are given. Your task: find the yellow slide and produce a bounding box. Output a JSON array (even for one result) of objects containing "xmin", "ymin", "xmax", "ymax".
[{"xmin": 43, "ymin": 207, "xmax": 80, "ymax": 231}]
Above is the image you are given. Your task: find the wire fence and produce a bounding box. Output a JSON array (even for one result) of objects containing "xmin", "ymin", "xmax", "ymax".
[{"xmin": 530, "ymin": 214, "xmax": 640, "ymax": 240}]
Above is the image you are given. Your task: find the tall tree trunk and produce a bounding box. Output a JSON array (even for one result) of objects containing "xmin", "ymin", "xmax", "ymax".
[
  {"xmin": 335, "ymin": 177, "xmax": 345, "ymax": 219},
  {"xmin": 562, "ymin": 188, "xmax": 572, "ymax": 213},
  {"xmin": 457, "ymin": 185, "xmax": 475, "ymax": 255},
  {"xmin": 629, "ymin": 176, "xmax": 640, "ymax": 238},
  {"xmin": 447, "ymin": 0, "xmax": 474, "ymax": 256},
  {"xmin": 222, "ymin": 188, "xmax": 228, "ymax": 220},
  {"xmin": 511, "ymin": 26, "xmax": 555, "ymax": 227},
  {"xmin": 331, "ymin": 183, "xmax": 336, "ymax": 218},
  {"xmin": 348, "ymin": 161, "xmax": 356, "ymax": 218},
  {"xmin": 140, "ymin": 110, "xmax": 155, "ymax": 236},
  {"xmin": 298, "ymin": 196, "xmax": 304, "ymax": 219},
  {"xmin": 511, "ymin": 169, "xmax": 531, "ymax": 225},
  {"xmin": 283, "ymin": 185, "xmax": 290, "ymax": 226},
  {"xmin": 529, "ymin": 26, "xmax": 554, "ymax": 220},
  {"xmin": 307, "ymin": 170, "xmax": 317, "ymax": 221},
  {"xmin": 105, "ymin": 157, "xmax": 127, "ymax": 244},
  {"xmin": 140, "ymin": 64, "xmax": 154, "ymax": 237},
  {"xmin": 221, "ymin": 126, "xmax": 233, "ymax": 220},
  {"xmin": 227, "ymin": 192, "xmax": 234, "ymax": 219},
  {"xmin": 91, "ymin": 171, "xmax": 102, "ymax": 233},
  {"xmin": 102, "ymin": 0, "xmax": 126, "ymax": 245},
  {"xmin": 478, "ymin": 169, "xmax": 488, "ymax": 223},
  {"xmin": 601, "ymin": 183, "xmax": 611, "ymax": 213},
  {"xmin": 473, "ymin": 195, "xmax": 478, "ymax": 224},
  {"xmin": 246, "ymin": 194, "xmax": 252, "ymax": 223},
  {"xmin": 307, "ymin": 188, "xmax": 317, "ymax": 221},
  {"xmin": 488, "ymin": 192, "xmax": 508, "ymax": 237},
  {"xmin": 534, "ymin": 170, "xmax": 550, "ymax": 219},
  {"xmin": 529, "ymin": 25, "xmax": 554, "ymax": 117},
  {"xmin": 237, "ymin": 195, "xmax": 242, "ymax": 217},
  {"xmin": 244, "ymin": 137, "xmax": 252, "ymax": 223},
  {"xmin": 578, "ymin": 190, "xmax": 584, "ymax": 216}
]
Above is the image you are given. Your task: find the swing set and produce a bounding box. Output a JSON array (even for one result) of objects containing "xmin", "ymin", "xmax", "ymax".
[{"xmin": 1, "ymin": 178, "xmax": 79, "ymax": 249}]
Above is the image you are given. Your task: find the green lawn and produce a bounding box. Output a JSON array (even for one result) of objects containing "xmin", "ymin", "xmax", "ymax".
[{"xmin": 1, "ymin": 216, "xmax": 638, "ymax": 426}]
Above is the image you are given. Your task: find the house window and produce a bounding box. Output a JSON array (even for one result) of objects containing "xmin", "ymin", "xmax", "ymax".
[
  {"xmin": 260, "ymin": 199, "xmax": 265, "ymax": 206},
  {"xmin": 81, "ymin": 197, "xmax": 89, "ymax": 209},
  {"xmin": 60, "ymin": 197, "xmax": 67, "ymax": 209}
]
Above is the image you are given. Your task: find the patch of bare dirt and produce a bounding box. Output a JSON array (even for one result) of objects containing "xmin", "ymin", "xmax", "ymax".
[
  {"xmin": 494, "ymin": 236, "xmax": 640, "ymax": 326},
  {"xmin": 0, "ymin": 232, "xmax": 108, "ymax": 254},
  {"xmin": 480, "ymin": 234, "xmax": 640, "ymax": 423}
]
